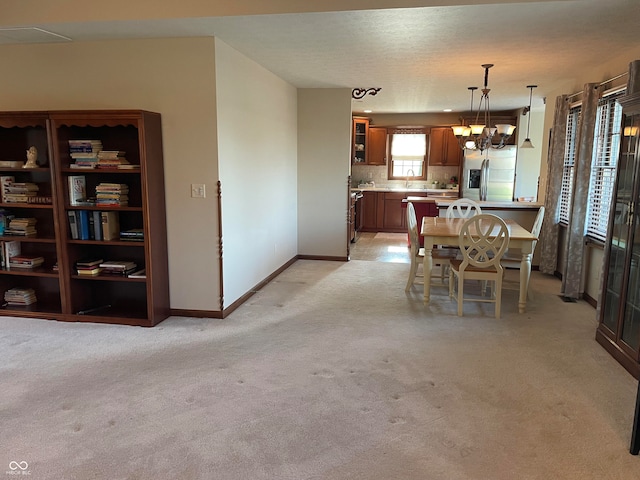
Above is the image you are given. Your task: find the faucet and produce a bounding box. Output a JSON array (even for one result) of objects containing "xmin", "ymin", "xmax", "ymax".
[{"xmin": 405, "ymin": 169, "xmax": 415, "ymax": 188}]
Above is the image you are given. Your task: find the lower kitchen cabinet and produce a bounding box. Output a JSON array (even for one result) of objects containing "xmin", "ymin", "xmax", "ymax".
[
  {"xmin": 361, "ymin": 191, "xmax": 379, "ymax": 231},
  {"xmin": 382, "ymin": 192, "xmax": 407, "ymax": 231},
  {"xmin": 361, "ymin": 191, "xmax": 429, "ymax": 233}
]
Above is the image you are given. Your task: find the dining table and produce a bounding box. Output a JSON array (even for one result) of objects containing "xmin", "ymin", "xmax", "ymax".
[{"xmin": 421, "ymin": 216, "xmax": 538, "ymax": 313}]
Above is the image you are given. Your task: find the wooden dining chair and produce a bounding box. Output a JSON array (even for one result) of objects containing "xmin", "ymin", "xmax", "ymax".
[
  {"xmin": 449, "ymin": 214, "xmax": 510, "ymax": 318},
  {"xmin": 501, "ymin": 206, "xmax": 545, "ymax": 268},
  {"xmin": 405, "ymin": 202, "xmax": 457, "ymax": 291},
  {"xmin": 446, "ymin": 198, "xmax": 482, "ymax": 219}
]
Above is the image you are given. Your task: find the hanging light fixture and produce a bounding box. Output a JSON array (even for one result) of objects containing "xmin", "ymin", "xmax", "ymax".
[
  {"xmin": 451, "ymin": 64, "xmax": 516, "ymax": 152},
  {"xmin": 520, "ymin": 85, "xmax": 537, "ymax": 149},
  {"xmin": 452, "ymin": 87, "xmax": 476, "ymax": 150}
]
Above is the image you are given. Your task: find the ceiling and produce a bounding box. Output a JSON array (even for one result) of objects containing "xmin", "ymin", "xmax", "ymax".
[{"xmin": 1, "ymin": 0, "xmax": 638, "ymax": 114}]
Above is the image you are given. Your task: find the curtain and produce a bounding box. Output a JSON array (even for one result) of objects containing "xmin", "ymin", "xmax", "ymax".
[
  {"xmin": 562, "ymin": 83, "xmax": 600, "ymax": 298},
  {"xmin": 539, "ymin": 95, "xmax": 569, "ymax": 275}
]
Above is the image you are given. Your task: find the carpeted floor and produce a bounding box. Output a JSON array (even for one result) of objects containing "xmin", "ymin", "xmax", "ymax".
[{"xmin": 1, "ymin": 259, "xmax": 639, "ymax": 479}]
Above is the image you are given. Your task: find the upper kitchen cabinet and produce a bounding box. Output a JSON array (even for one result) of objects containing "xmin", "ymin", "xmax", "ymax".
[
  {"xmin": 428, "ymin": 127, "xmax": 462, "ymax": 166},
  {"xmin": 368, "ymin": 127, "xmax": 388, "ymax": 165},
  {"xmin": 352, "ymin": 117, "xmax": 369, "ymax": 164}
]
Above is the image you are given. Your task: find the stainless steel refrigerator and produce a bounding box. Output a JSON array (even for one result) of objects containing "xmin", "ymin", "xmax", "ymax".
[{"xmin": 461, "ymin": 145, "xmax": 517, "ymax": 201}]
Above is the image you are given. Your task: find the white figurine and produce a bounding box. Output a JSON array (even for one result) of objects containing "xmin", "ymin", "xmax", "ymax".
[{"xmin": 24, "ymin": 146, "xmax": 38, "ymax": 168}]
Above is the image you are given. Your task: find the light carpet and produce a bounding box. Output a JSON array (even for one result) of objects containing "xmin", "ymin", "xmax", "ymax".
[{"xmin": 1, "ymin": 259, "xmax": 639, "ymax": 479}]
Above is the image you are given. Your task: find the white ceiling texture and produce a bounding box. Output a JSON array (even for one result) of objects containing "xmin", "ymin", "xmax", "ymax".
[{"xmin": 0, "ymin": 0, "xmax": 638, "ymax": 114}]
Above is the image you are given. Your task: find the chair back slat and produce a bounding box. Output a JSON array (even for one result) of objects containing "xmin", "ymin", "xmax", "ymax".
[
  {"xmin": 458, "ymin": 214, "xmax": 510, "ymax": 269},
  {"xmin": 446, "ymin": 198, "xmax": 482, "ymax": 219},
  {"xmin": 407, "ymin": 202, "xmax": 419, "ymax": 255}
]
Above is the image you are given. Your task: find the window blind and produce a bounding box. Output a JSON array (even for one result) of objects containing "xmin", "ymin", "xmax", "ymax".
[
  {"xmin": 390, "ymin": 133, "xmax": 426, "ymax": 177},
  {"xmin": 559, "ymin": 106, "xmax": 581, "ymax": 225},
  {"xmin": 586, "ymin": 90, "xmax": 625, "ymax": 242}
]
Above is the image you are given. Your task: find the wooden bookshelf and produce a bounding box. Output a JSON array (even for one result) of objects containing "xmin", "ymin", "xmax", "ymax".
[{"xmin": 0, "ymin": 110, "xmax": 169, "ymax": 326}]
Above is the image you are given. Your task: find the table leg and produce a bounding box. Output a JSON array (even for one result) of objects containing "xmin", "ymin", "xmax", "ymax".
[
  {"xmin": 519, "ymin": 245, "xmax": 533, "ymax": 313},
  {"xmin": 423, "ymin": 238, "xmax": 434, "ymax": 304}
]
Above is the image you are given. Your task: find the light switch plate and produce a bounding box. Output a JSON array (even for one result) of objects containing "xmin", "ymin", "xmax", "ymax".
[{"xmin": 191, "ymin": 183, "xmax": 206, "ymax": 198}]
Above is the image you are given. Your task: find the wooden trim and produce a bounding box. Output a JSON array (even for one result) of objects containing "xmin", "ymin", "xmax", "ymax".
[
  {"xmin": 220, "ymin": 256, "xmax": 298, "ymax": 317},
  {"xmin": 217, "ymin": 180, "xmax": 224, "ymax": 311},
  {"xmin": 170, "ymin": 309, "xmax": 223, "ymax": 319},
  {"xmin": 297, "ymin": 254, "xmax": 348, "ymax": 261},
  {"xmin": 583, "ymin": 292, "xmax": 597, "ymax": 308},
  {"xmin": 595, "ymin": 329, "xmax": 640, "ymax": 379}
]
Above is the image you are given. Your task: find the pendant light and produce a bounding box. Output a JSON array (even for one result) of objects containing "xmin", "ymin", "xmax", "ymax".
[{"xmin": 520, "ymin": 85, "xmax": 537, "ymax": 149}]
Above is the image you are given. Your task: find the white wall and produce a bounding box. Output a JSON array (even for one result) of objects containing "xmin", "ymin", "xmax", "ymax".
[
  {"xmin": 514, "ymin": 108, "xmax": 545, "ymax": 200},
  {"xmin": 0, "ymin": 37, "xmax": 223, "ymax": 311},
  {"xmin": 215, "ymin": 39, "xmax": 298, "ymax": 307},
  {"xmin": 297, "ymin": 89, "xmax": 352, "ymax": 256}
]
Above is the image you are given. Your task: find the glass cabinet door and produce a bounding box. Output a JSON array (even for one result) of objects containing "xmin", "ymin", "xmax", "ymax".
[
  {"xmin": 601, "ymin": 112, "xmax": 640, "ymax": 357},
  {"xmin": 621, "ymin": 113, "xmax": 640, "ymax": 355}
]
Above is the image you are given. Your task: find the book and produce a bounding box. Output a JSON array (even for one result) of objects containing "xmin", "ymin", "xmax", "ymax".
[
  {"xmin": 101, "ymin": 211, "xmax": 120, "ymax": 240},
  {"xmin": 9, "ymin": 255, "xmax": 44, "ymax": 269},
  {"xmin": 76, "ymin": 267, "xmax": 103, "ymax": 276},
  {"xmin": 3, "ymin": 240, "xmax": 21, "ymax": 269},
  {"xmin": 128, "ymin": 268, "xmax": 146, "ymax": 279},
  {"xmin": 92, "ymin": 211, "xmax": 102, "ymax": 240},
  {"xmin": 0, "ymin": 160, "xmax": 24, "ymax": 168},
  {"xmin": 120, "ymin": 228, "xmax": 144, "ymax": 242},
  {"xmin": 77, "ymin": 210, "xmax": 90, "ymax": 240},
  {"xmin": 99, "ymin": 260, "xmax": 137, "ymax": 269},
  {"xmin": 0, "ymin": 210, "xmax": 15, "ymax": 235},
  {"xmin": 0, "ymin": 176, "xmax": 15, "ymax": 203},
  {"xmin": 76, "ymin": 257, "xmax": 104, "ymax": 268},
  {"xmin": 68, "ymin": 211, "xmax": 79, "ymax": 239},
  {"xmin": 68, "ymin": 175, "xmax": 86, "ymax": 206}
]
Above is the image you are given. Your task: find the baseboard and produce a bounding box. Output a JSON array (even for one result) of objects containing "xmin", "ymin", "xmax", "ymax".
[
  {"xmin": 170, "ymin": 308, "xmax": 223, "ymax": 319},
  {"xmin": 221, "ymin": 256, "xmax": 299, "ymax": 318},
  {"xmin": 583, "ymin": 292, "xmax": 597, "ymax": 308},
  {"xmin": 297, "ymin": 254, "xmax": 348, "ymax": 261}
]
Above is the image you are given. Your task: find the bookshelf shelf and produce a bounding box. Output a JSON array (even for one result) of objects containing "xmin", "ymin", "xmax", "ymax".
[
  {"xmin": 0, "ymin": 267, "xmax": 58, "ymax": 278},
  {"xmin": 71, "ymin": 274, "xmax": 146, "ymax": 282},
  {"xmin": 0, "ymin": 110, "xmax": 169, "ymax": 326}
]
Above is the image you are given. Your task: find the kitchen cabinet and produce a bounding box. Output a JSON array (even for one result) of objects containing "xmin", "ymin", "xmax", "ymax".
[
  {"xmin": 596, "ymin": 91, "xmax": 640, "ymax": 378},
  {"xmin": 352, "ymin": 117, "xmax": 369, "ymax": 164},
  {"xmin": 368, "ymin": 127, "xmax": 388, "ymax": 165},
  {"xmin": 361, "ymin": 191, "xmax": 379, "ymax": 231},
  {"xmin": 360, "ymin": 191, "xmax": 429, "ymax": 233},
  {"xmin": 428, "ymin": 127, "xmax": 462, "ymax": 166},
  {"xmin": 382, "ymin": 192, "xmax": 407, "ymax": 231}
]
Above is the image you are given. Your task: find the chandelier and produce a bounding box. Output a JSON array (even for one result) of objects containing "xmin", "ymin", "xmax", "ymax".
[{"xmin": 451, "ymin": 64, "xmax": 516, "ymax": 152}]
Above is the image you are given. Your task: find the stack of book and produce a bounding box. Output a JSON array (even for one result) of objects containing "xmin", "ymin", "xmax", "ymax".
[
  {"xmin": 99, "ymin": 260, "xmax": 137, "ymax": 276},
  {"xmin": 4, "ymin": 287, "xmax": 37, "ymax": 306},
  {"xmin": 3, "ymin": 181, "xmax": 39, "ymax": 204},
  {"xmin": 8, "ymin": 255, "xmax": 45, "ymax": 269},
  {"xmin": 96, "ymin": 183, "xmax": 128, "ymax": 207},
  {"xmin": 76, "ymin": 257, "xmax": 104, "ymax": 276},
  {"xmin": 69, "ymin": 140, "xmax": 102, "ymax": 169},
  {"xmin": 97, "ymin": 151, "xmax": 128, "ymax": 169},
  {"xmin": 0, "ymin": 160, "xmax": 25, "ymax": 168},
  {"xmin": 4, "ymin": 217, "xmax": 37, "ymax": 237},
  {"xmin": 120, "ymin": 228, "xmax": 144, "ymax": 242}
]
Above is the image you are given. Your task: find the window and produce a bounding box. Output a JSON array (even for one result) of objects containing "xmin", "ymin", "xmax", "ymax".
[
  {"xmin": 559, "ymin": 106, "xmax": 581, "ymax": 225},
  {"xmin": 586, "ymin": 90, "xmax": 624, "ymax": 242},
  {"xmin": 387, "ymin": 129, "xmax": 427, "ymax": 180}
]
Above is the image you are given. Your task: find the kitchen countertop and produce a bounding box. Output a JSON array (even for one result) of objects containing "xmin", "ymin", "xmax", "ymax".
[
  {"xmin": 351, "ymin": 186, "xmax": 459, "ymax": 195},
  {"xmin": 432, "ymin": 198, "xmax": 544, "ymax": 209}
]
